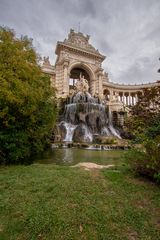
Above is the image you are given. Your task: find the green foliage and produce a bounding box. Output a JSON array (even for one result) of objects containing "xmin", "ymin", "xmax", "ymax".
[
  {"xmin": 124, "ymin": 148, "xmax": 147, "ymax": 173},
  {"xmin": 92, "ymin": 135, "xmax": 117, "ymax": 144},
  {"xmin": 145, "ymin": 137, "xmax": 160, "ymax": 182},
  {"xmin": 125, "ymin": 86, "xmax": 160, "ymax": 182},
  {"xmin": 125, "ymin": 87, "xmax": 160, "ymax": 142},
  {"xmin": 145, "ymin": 116, "xmax": 160, "ymax": 139},
  {"xmin": 0, "ymin": 27, "xmax": 57, "ymax": 164},
  {"xmin": 125, "ymin": 137, "xmax": 160, "ymax": 183}
]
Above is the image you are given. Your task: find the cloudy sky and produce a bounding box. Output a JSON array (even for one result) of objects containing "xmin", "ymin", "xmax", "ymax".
[{"xmin": 0, "ymin": 0, "xmax": 160, "ymax": 84}]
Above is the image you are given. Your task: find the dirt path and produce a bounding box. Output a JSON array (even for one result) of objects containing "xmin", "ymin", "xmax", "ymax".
[{"xmin": 71, "ymin": 162, "xmax": 115, "ymax": 171}]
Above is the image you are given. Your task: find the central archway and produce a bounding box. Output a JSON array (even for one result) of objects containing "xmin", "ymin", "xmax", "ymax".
[
  {"xmin": 69, "ymin": 67, "xmax": 90, "ymax": 91},
  {"xmin": 68, "ymin": 62, "xmax": 95, "ymax": 95}
]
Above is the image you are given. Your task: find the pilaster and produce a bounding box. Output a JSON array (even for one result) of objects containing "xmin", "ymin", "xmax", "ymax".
[
  {"xmin": 96, "ymin": 68, "xmax": 103, "ymax": 98},
  {"xmin": 63, "ymin": 60, "xmax": 70, "ymax": 97}
]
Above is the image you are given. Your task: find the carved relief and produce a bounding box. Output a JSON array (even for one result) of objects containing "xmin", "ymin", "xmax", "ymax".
[
  {"xmin": 64, "ymin": 29, "xmax": 100, "ymax": 54},
  {"xmin": 57, "ymin": 50, "xmax": 70, "ymax": 64},
  {"xmin": 68, "ymin": 52, "xmax": 96, "ymax": 65}
]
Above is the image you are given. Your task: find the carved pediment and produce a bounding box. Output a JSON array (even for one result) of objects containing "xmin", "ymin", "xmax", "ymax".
[
  {"xmin": 64, "ymin": 29, "xmax": 100, "ymax": 54},
  {"xmin": 55, "ymin": 29, "xmax": 106, "ymax": 62}
]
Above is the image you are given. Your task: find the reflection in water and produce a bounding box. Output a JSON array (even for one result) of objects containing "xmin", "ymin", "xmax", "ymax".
[
  {"xmin": 62, "ymin": 148, "xmax": 73, "ymax": 163},
  {"xmin": 35, "ymin": 148, "xmax": 124, "ymax": 166}
]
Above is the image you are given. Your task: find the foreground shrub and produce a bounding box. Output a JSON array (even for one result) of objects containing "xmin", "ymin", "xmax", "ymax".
[{"xmin": 125, "ymin": 137, "xmax": 160, "ymax": 183}]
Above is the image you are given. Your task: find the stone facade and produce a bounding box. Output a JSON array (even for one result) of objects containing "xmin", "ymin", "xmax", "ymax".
[{"xmin": 42, "ymin": 29, "xmax": 160, "ymax": 112}]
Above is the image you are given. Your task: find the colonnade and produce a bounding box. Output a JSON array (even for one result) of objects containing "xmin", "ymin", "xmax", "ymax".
[
  {"xmin": 118, "ymin": 92, "xmax": 139, "ymax": 106},
  {"xmin": 103, "ymin": 89, "xmax": 142, "ymax": 106}
]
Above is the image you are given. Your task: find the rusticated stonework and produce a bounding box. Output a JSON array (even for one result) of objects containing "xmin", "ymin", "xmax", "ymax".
[{"xmin": 42, "ymin": 29, "xmax": 160, "ymax": 112}]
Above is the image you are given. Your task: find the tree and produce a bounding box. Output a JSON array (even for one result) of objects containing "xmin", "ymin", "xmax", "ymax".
[
  {"xmin": 0, "ymin": 27, "xmax": 57, "ymax": 164},
  {"xmin": 125, "ymin": 86, "xmax": 160, "ymax": 141},
  {"xmin": 125, "ymin": 86, "xmax": 160, "ymax": 182}
]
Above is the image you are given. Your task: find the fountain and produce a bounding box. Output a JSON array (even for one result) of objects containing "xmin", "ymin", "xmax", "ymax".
[{"xmin": 57, "ymin": 75, "xmax": 121, "ymax": 143}]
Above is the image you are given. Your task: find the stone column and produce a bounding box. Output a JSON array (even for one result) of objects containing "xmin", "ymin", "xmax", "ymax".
[
  {"xmin": 122, "ymin": 92, "xmax": 125, "ymax": 105},
  {"xmin": 110, "ymin": 88, "xmax": 114, "ymax": 101},
  {"xmin": 120, "ymin": 93, "xmax": 123, "ymax": 102},
  {"xmin": 129, "ymin": 92, "xmax": 131, "ymax": 105},
  {"xmin": 135, "ymin": 93, "xmax": 138, "ymax": 104},
  {"xmin": 97, "ymin": 68, "xmax": 103, "ymax": 99},
  {"xmin": 118, "ymin": 93, "xmax": 121, "ymax": 102},
  {"xmin": 90, "ymin": 79, "xmax": 96, "ymax": 96},
  {"xmin": 126, "ymin": 94, "xmax": 128, "ymax": 106},
  {"xmin": 63, "ymin": 60, "xmax": 69, "ymax": 97},
  {"xmin": 132, "ymin": 95, "xmax": 134, "ymax": 105}
]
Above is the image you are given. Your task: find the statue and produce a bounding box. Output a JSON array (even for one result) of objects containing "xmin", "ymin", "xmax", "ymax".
[
  {"xmin": 75, "ymin": 74, "xmax": 89, "ymax": 93},
  {"xmin": 110, "ymin": 92, "xmax": 119, "ymax": 102},
  {"xmin": 43, "ymin": 56, "xmax": 50, "ymax": 65},
  {"xmin": 81, "ymin": 75, "xmax": 89, "ymax": 92},
  {"xmin": 104, "ymin": 72, "xmax": 109, "ymax": 82}
]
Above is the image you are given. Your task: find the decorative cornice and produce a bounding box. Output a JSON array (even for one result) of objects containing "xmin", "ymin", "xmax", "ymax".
[
  {"xmin": 41, "ymin": 65, "xmax": 55, "ymax": 75},
  {"xmin": 95, "ymin": 68, "xmax": 103, "ymax": 77},
  {"xmin": 55, "ymin": 42, "xmax": 106, "ymax": 61},
  {"xmin": 103, "ymin": 80, "xmax": 160, "ymax": 91}
]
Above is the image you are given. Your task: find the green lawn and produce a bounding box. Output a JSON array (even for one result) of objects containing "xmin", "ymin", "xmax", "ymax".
[{"xmin": 0, "ymin": 163, "xmax": 160, "ymax": 240}]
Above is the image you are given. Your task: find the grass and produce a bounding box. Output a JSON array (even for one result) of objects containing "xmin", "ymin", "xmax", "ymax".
[{"xmin": 0, "ymin": 161, "xmax": 160, "ymax": 239}]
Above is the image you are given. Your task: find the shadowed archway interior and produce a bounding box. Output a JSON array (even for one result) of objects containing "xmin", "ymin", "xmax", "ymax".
[{"xmin": 69, "ymin": 67, "xmax": 90, "ymax": 91}]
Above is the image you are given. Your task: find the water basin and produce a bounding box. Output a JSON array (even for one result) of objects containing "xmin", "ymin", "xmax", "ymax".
[{"xmin": 35, "ymin": 148, "xmax": 125, "ymax": 166}]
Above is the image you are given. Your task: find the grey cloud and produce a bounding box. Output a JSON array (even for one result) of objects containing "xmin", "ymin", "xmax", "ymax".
[
  {"xmin": 0, "ymin": 0, "xmax": 160, "ymax": 83},
  {"xmin": 117, "ymin": 56, "xmax": 160, "ymax": 84},
  {"xmin": 98, "ymin": 39, "xmax": 114, "ymax": 56}
]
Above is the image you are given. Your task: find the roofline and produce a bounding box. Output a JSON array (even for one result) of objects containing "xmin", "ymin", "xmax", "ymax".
[{"xmin": 103, "ymin": 80, "xmax": 160, "ymax": 90}]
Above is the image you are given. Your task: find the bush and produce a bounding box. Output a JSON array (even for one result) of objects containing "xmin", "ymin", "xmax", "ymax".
[
  {"xmin": 125, "ymin": 137, "xmax": 160, "ymax": 183},
  {"xmin": 93, "ymin": 136, "xmax": 117, "ymax": 144}
]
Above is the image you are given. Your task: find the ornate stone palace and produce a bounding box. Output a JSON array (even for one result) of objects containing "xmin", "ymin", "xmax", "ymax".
[{"xmin": 42, "ymin": 29, "xmax": 160, "ymax": 111}]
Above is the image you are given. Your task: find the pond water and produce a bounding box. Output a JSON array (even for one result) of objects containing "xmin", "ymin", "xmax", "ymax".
[{"xmin": 35, "ymin": 148, "xmax": 125, "ymax": 166}]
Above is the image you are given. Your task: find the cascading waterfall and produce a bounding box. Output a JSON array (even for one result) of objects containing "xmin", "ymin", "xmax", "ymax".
[
  {"xmin": 81, "ymin": 124, "xmax": 93, "ymax": 142},
  {"xmin": 108, "ymin": 109, "xmax": 121, "ymax": 139},
  {"xmin": 63, "ymin": 122, "xmax": 77, "ymax": 142},
  {"xmin": 58, "ymin": 75, "xmax": 121, "ymax": 142},
  {"xmin": 59, "ymin": 90, "xmax": 121, "ymax": 142}
]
